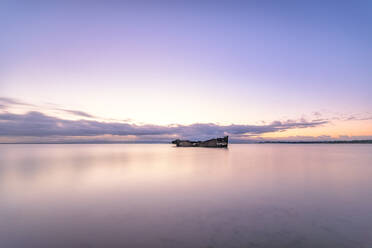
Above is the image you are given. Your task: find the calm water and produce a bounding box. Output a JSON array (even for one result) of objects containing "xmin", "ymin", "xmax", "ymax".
[{"xmin": 0, "ymin": 144, "xmax": 372, "ymax": 248}]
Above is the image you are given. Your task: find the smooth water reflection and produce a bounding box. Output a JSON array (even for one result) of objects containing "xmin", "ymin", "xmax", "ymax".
[{"xmin": 0, "ymin": 144, "xmax": 372, "ymax": 247}]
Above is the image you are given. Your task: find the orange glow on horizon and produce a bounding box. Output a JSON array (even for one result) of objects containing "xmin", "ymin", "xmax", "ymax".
[{"xmin": 260, "ymin": 119, "xmax": 372, "ymax": 139}]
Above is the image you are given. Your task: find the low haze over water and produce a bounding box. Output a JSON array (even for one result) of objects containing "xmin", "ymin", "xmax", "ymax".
[{"xmin": 1, "ymin": 144, "xmax": 372, "ymax": 248}]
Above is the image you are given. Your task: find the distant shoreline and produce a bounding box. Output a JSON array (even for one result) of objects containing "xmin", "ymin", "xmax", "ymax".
[
  {"xmin": 258, "ymin": 140, "xmax": 372, "ymax": 144},
  {"xmin": 0, "ymin": 140, "xmax": 371, "ymax": 144}
]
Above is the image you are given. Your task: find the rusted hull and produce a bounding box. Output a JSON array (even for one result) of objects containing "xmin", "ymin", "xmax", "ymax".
[{"xmin": 172, "ymin": 136, "xmax": 228, "ymax": 148}]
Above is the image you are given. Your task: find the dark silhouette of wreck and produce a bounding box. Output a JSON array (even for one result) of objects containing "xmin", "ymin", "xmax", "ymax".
[{"xmin": 172, "ymin": 136, "xmax": 228, "ymax": 148}]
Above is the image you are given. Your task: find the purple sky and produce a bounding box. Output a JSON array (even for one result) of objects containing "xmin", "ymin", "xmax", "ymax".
[{"xmin": 1, "ymin": 1, "xmax": 371, "ymax": 142}]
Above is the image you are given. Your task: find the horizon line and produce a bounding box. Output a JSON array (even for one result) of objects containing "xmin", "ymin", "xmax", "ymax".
[{"xmin": 1, "ymin": 140, "xmax": 371, "ymax": 145}]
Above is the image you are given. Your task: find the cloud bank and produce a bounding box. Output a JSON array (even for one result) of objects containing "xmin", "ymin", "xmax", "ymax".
[
  {"xmin": 1, "ymin": 96, "xmax": 370, "ymax": 143},
  {"xmin": 0, "ymin": 111, "xmax": 328, "ymax": 142}
]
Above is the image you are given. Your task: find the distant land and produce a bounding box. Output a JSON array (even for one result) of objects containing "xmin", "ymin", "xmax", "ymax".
[{"xmin": 258, "ymin": 140, "xmax": 372, "ymax": 144}]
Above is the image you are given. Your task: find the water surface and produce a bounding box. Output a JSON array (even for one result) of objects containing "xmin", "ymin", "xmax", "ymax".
[{"xmin": 0, "ymin": 144, "xmax": 372, "ymax": 247}]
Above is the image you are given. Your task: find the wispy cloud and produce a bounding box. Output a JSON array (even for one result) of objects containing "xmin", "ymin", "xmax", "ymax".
[
  {"xmin": 0, "ymin": 97, "xmax": 129, "ymax": 122},
  {"xmin": 57, "ymin": 109, "xmax": 96, "ymax": 118},
  {"xmin": 344, "ymin": 115, "xmax": 372, "ymax": 121},
  {"xmin": 0, "ymin": 97, "xmax": 34, "ymax": 107},
  {"xmin": 310, "ymin": 110, "xmax": 372, "ymax": 122}
]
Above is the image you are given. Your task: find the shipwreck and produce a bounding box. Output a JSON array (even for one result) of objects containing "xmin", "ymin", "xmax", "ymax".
[{"xmin": 172, "ymin": 136, "xmax": 228, "ymax": 148}]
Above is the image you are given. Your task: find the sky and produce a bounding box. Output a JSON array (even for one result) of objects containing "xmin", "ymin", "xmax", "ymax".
[{"xmin": 1, "ymin": 0, "xmax": 372, "ymax": 143}]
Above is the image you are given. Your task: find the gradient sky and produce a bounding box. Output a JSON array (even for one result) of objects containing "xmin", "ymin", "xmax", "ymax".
[{"xmin": 1, "ymin": 1, "xmax": 371, "ymax": 142}]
